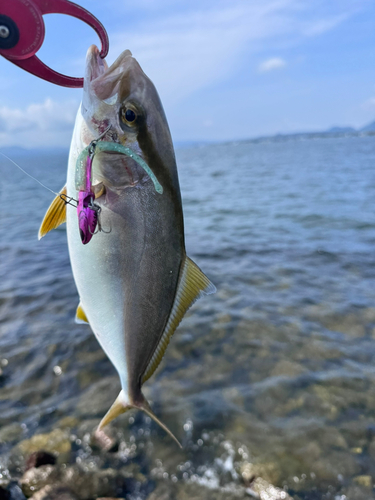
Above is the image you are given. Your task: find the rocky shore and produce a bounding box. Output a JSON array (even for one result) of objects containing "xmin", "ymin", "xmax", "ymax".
[
  {"xmin": 0, "ymin": 422, "xmax": 295, "ymax": 500},
  {"xmin": 2, "ymin": 305, "xmax": 375, "ymax": 500},
  {"xmin": 1, "ymin": 416, "xmax": 374, "ymax": 500}
]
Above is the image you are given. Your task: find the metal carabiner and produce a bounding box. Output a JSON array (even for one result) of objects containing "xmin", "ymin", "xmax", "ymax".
[{"xmin": 0, "ymin": 0, "xmax": 109, "ymax": 87}]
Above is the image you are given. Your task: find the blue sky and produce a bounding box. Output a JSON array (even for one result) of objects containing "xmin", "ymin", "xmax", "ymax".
[{"xmin": 0, "ymin": 0, "xmax": 374, "ymax": 148}]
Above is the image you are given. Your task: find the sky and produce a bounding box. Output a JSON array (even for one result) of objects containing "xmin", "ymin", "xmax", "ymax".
[{"xmin": 0, "ymin": 0, "xmax": 374, "ymax": 148}]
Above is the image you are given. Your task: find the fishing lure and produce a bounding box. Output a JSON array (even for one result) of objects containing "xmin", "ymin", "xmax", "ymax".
[
  {"xmin": 75, "ymin": 138, "xmax": 163, "ymax": 244},
  {"xmin": 76, "ymin": 142, "xmax": 100, "ymax": 244}
]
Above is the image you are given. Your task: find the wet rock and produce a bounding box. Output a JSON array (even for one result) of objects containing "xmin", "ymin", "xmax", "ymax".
[
  {"xmin": 353, "ymin": 475, "xmax": 372, "ymax": 489},
  {"xmin": 148, "ymin": 481, "xmax": 248, "ymax": 500},
  {"xmin": 180, "ymin": 482, "xmax": 247, "ymax": 499},
  {"xmin": 340, "ymin": 420, "xmax": 369, "ymax": 447},
  {"xmin": 0, "ymin": 480, "xmax": 9, "ymax": 491},
  {"xmin": 25, "ymin": 452, "xmax": 56, "ymax": 471},
  {"xmin": 250, "ymin": 478, "xmax": 291, "ymax": 500},
  {"xmin": 55, "ymin": 418, "xmax": 79, "ymax": 431},
  {"xmin": 29, "ymin": 485, "xmax": 78, "ymax": 500},
  {"xmin": 339, "ymin": 485, "xmax": 375, "ymax": 500},
  {"xmin": 315, "ymin": 427, "xmax": 348, "ymax": 450},
  {"xmin": 310, "ymin": 451, "xmax": 360, "ymax": 483},
  {"xmin": 239, "ymin": 462, "xmax": 281, "ymax": 488},
  {"xmin": 294, "ymin": 441, "xmax": 321, "ymax": 463},
  {"xmin": 20, "ymin": 464, "xmax": 144, "ymax": 499},
  {"xmin": 64, "ymin": 467, "xmax": 139, "ymax": 499},
  {"xmin": 312, "ymin": 383, "xmax": 375, "ymax": 422},
  {"xmin": 270, "ymin": 360, "xmax": 307, "ymax": 378},
  {"xmin": 21, "ymin": 465, "xmax": 59, "ymax": 497},
  {"xmin": 239, "ymin": 463, "xmax": 256, "ymax": 485},
  {"xmin": 16, "ymin": 430, "xmax": 71, "ymax": 464},
  {"xmin": 147, "ymin": 482, "xmax": 176, "ymax": 500},
  {"xmin": 274, "ymin": 396, "xmax": 306, "ymax": 418},
  {"xmin": 362, "ymin": 307, "xmax": 375, "ymax": 323},
  {"xmin": 320, "ymin": 313, "xmax": 366, "ymax": 337},
  {"xmin": 222, "ymin": 387, "xmax": 245, "ymax": 409},
  {"xmin": 0, "ymin": 424, "xmax": 24, "ymax": 445}
]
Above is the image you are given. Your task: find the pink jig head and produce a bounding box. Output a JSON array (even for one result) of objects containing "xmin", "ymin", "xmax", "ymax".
[{"xmin": 77, "ymin": 142, "xmax": 99, "ymax": 244}]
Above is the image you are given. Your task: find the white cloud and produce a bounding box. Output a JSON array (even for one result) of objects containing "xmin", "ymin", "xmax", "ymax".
[
  {"xmin": 0, "ymin": 98, "xmax": 79, "ymax": 148},
  {"xmin": 258, "ymin": 57, "xmax": 286, "ymax": 73},
  {"xmin": 106, "ymin": 0, "xmax": 355, "ymax": 106}
]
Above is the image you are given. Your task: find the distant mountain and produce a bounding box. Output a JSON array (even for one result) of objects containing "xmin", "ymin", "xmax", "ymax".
[
  {"xmin": 1, "ymin": 120, "xmax": 374, "ymax": 154},
  {"xmin": 360, "ymin": 121, "xmax": 375, "ymax": 132},
  {"xmin": 326, "ymin": 126, "xmax": 356, "ymax": 134}
]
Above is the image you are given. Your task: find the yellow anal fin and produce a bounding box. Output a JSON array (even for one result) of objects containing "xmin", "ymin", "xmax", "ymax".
[
  {"xmin": 75, "ymin": 302, "xmax": 89, "ymax": 324},
  {"xmin": 142, "ymin": 257, "xmax": 216, "ymax": 384},
  {"xmin": 38, "ymin": 186, "xmax": 67, "ymax": 240},
  {"xmin": 97, "ymin": 390, "xmax": 182, "ymax": 448}
]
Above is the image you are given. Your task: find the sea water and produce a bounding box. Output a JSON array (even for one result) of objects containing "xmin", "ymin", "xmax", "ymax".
[{"xmin": 0, "ymin": 134, "xmax": 375, "ymax": 498}]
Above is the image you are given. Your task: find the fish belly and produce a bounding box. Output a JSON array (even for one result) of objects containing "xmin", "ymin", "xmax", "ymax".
[
  {"xmin": 66, "ymin": 121, "xmax": 131, "ymax": 394},
  {"xmin": 66, "ymin": 124, "xmax": 183, "ymax": 401}
]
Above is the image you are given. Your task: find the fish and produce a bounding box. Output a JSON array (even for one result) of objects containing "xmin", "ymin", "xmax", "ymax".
[{"xmin": 39, "ymin": 45, "xmax": 215, "ymax": 446}]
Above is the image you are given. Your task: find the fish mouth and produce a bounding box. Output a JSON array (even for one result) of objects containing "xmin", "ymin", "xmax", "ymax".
[
  {"xmin": 81, "ymin": 48, "xmax": 164, "ymax": 195},
  {"xmin": 85, "ymin": 45, "xmax": 108, "ymax": 82},
  {"xmin": 82, "ymin": 45, "xmax": 136, "ymax": 142},
  {"xmin": 85, "ymin": 45, "xmax": 133, "ymax": 102}
]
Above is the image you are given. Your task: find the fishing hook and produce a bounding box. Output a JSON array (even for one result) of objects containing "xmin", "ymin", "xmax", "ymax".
[{"xmin": 88, "ymin": 199, "xmax": 111, "ymax": 234}]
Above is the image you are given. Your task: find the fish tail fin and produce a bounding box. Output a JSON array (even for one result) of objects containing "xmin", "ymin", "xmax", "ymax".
[
  {"xmin": 97, "ymin": 390, "xmax": 181, "ymax": 448},
  {"xmin": 135, "ymin": 394, "xmax": 182, "ymax": 448},
  {"xmin": 97, "ymin": 390, "xmax": 132, "ymax": 431}
]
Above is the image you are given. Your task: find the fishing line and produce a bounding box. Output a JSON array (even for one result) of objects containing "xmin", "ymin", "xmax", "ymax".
[{"xmin": 0, "ymin": 152, "xmax": 78, "ymax": 208}]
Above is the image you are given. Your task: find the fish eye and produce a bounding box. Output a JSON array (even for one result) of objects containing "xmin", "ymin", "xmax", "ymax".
[
  {"xmin": 125, "ymin": 109, "xmax": 136, "ymax": 122},
  {"xmin": 120, "ymin": 106, "xmax": 137, "ymax": 126}
]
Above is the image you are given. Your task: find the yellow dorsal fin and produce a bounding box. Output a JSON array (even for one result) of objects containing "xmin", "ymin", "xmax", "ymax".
[
  {"xmin": 75, "ymin": 302, "xmax": 89, "ymax": 324},
  {"xmin": 142, "ymin": 257, "xmax": 216, "ymax": 384},
  {"xmin": 38, "ymin": 186, "xmax": 67, "ymax": 240}
]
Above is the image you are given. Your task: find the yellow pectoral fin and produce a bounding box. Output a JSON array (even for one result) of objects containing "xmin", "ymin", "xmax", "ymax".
[
  {"xmin": 38, "ymin": 186, "xmax": 67, "ymax": 240},
  {"xmin": 142, "ymin": 257, "xmax": 216, "ymax": 384},
  {"xmin": 75, "ymin": 302, "xmax": 89, "ymax": 324}
]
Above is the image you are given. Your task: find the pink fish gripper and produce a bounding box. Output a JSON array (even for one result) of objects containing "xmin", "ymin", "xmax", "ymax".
[{"xmin": 0, "ymin": 0, "xmax": 109, "ymax": 88}]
